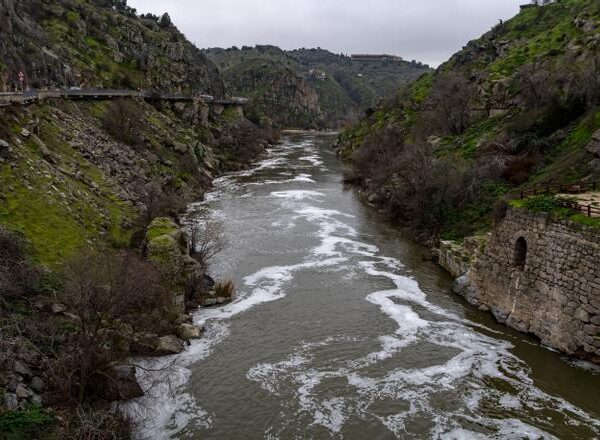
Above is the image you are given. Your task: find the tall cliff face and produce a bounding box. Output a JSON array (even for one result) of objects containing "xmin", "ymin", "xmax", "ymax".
[
  {"xmin": 0, "ymin": 0, "xmax": 225, "ymax": 96},
  {"xmin": 337, "ymin": 0, "xmax": 600, "ymax": 241},
  {"xmin": 0, "ymin": 0, "xmax": 270, "ymax": 266},
  {"xmin": 204, "ymin": 46, "xmax": 430, "ymax": 129},
  {"xmin": 222, "ymin": 58, "xmax": 325, "ymax": 129}
]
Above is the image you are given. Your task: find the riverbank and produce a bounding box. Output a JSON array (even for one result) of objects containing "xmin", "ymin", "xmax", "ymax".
[
  {"xmin": 435, "ymin": 206, "xmax": 600, "ymax": 365},
  {"xmin": 124, "ymin": 133, "xmax": 600, "ymax": 439}
]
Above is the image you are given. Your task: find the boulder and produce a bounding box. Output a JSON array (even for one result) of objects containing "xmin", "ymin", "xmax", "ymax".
[
  {"xmin": 155, "ymin": 335, "xmax": 184, "ymax": 355},
  {"xmin": 15, "ymin": 384, "xmax": 33, "ymax": 399},
  {"xmin": 146, "ymin": 217, "xmax": 186, "ymax": 266},
  {"xmin": 586, "ymin": 129, "xmax": 600, "ymax": 157},
  {"xmin": 0, "ymin": 139, "xmax": 10, "ymax": 160},
  {"xmin": 51, "ymin": 303, "xmax": 67, "ymax": 314},
  {"xmin": 13, "ymin": 360, "xmax": 32, "ymax": 378},
  {"xmin": 30, "ymin": 376, "xmax": 45, "ymax": 393},
  {"xmin": 3, "ymin": 393, "xmax": 18, "ymax": 411},
  {"xmin": 178, "ymin": 323, "xmax": 203, "ymax": 340},
  {"xmin": 30, "ymin": 394, "xmax": 43, "ymax": 405},
  {"xmin": 20, "ymin": 128, "xmax": 31, "ymax": 138},
  {"xmin": 31, "ymin": 134, "xmax": 58, "ymax": 164},
  {"xmin": 172, "ymin": 141, "xmax": 189, "ymax": 154},
  {"xmin": 130, "ymin": 333, "xmax": 159, "ymax": 355},
  {"xmin": 102, "ymin": 366, "xmax": 144, "ymax": 402}
]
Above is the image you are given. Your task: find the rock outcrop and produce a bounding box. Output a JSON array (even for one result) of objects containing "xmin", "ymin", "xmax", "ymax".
[
  {"xmin": 205, "ymin": 45, "xmax": 431, "ymax": 129},
  {"xmin": 0, "ymin": 0, "xmax": 224, "ymax": 95}
]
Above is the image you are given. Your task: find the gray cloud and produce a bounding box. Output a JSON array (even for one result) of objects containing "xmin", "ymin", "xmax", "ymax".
[{"xmin": 127, "ymin": 0, "xmax": 524, "ymax": 67}]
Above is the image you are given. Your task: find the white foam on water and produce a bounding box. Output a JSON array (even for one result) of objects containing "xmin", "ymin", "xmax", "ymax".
[
  {"xmin": 246, "ymin": 173, "xmax": 316, "ymax": 186},
  {"xmin": 130, "ymin": 135, "xmax": 600, "ymax": 439},
  {"xmin": 245, "ymin": 240, "xmax": 600, "ymax": 438},
  {"xmin": 299, "ymin": 155, "xmax": 324, "ymax": 167},
  {"xmin": 271, "ymin": 190, "xmax": 325, "ymax": 200},
  {"xmin": 123, "ymin": 321, "xmax": 229, "ymax": 439}
]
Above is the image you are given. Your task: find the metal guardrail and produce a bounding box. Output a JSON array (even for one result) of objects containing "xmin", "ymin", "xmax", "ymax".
[{"xmin": 0, "ymin": 89, "xmax": 246, "ymax": 106}]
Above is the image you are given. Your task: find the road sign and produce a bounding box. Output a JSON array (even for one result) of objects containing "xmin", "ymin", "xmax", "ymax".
[{"xmin": 18, "ymin": 71, "xmax": 25, "ymax": 83}]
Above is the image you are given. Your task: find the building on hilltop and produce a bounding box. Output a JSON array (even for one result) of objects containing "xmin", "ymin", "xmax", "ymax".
[
  {"xmin": 308, "ymin": 69, "xmax": 327, "ymax": 81},
  {"xmin": 350, "ymin": 54, "xmax": 403, "ymax": 63}
]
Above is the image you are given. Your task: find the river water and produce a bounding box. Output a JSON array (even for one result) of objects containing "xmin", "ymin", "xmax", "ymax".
[{"xmin": 128, "ymin": 133, "xmax": 600, "ymax": 440}]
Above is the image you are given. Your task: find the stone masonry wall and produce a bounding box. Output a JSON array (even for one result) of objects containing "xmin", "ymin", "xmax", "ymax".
[{"xmin": 468, "ymin": 208, "xmax": 600, "ymax": 359}]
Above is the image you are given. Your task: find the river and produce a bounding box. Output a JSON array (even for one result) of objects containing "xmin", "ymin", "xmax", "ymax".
[{"xmin": 127, "ymin": 133, "xmax": 600, "ymax": 440}]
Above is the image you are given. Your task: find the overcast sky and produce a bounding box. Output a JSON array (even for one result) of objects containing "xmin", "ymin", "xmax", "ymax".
[{"xmin": 127, "ymin": 0, "xmax": 524, "ymax": 67}]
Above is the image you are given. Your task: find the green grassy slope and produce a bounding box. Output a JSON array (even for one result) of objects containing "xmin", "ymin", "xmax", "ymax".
[{"xmin": 337, "ymin": 0, "xmax": 600, "ymax": 240}]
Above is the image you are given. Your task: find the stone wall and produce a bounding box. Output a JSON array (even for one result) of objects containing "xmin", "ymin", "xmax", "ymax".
[{"xmin": 466, "ymin": 208, "xmax": 600, "ymax": 360}]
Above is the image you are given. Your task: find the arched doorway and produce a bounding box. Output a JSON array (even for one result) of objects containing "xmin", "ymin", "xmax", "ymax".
[{"xmin": 514, "ymin": 237, "xmax": 528, "ymax": 270}]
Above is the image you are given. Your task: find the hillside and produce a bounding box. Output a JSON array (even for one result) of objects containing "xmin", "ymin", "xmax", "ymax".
[
  {"xmin": 204, "ymin": 45, "xmax": 430, "ymax": 129},
  {"xmin": 0, "ymin": 0, "xmax": 224, "ymax": 95},
  {"xmin": 0, "ymin": 1, "xmax": 272, "ymax": 437},
  {"xmin": 337, "ymin": 0, "xmax": 600, "ymax": 241}
]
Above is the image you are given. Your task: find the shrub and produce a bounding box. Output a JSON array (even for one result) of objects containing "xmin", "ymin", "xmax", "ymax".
[
  {"xmin": 47, "ymin": 249, "xmax": 175, "ymax": 404},
  {"xmin": 214, "ymin": 280, "xmax": 235, "ymax": 299},
  {"xmin": 139, "ymin": 179, "xmax": 186, "ymax": 226},
  {"xmin": 520, "ymin": 194, "xmax": 570, "ymax": 213},
  {"xmin": 0, "ymin": 228, "xmax": 40, "ymax": 301},
  {"xmin": 0, "ymin": 406, "xmax": 53, "ymax": 440},
  {"xmin": 102, "ymin": 99, "xmax": 143, "ymax": 146}
]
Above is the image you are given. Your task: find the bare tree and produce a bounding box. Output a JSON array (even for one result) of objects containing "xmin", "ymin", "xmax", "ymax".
[
  {"xmin": 189, "ymin": 220, "xmax": 225, "ymax": 270},
  {"xmin": 48, "ymin": 249, "xmax": 176, "ymax": 404},
  {"xmin": 102, "ymin": 99, "xmax": 144, "ymax": 146},
  {"xmin": 430, "ymin": 72, "xmax": 474, "ymax": 135}
]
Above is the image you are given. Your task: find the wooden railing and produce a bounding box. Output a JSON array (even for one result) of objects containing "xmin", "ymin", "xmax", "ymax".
[
  {"xmin": 516, "ymin": 181, "xmax": 600, "ymax": 218},
  {"xmin": 517, "ymin": 181, "xmax": 599, "ymax": 199}
]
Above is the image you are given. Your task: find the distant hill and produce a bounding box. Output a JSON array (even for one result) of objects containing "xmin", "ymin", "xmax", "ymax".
[{"xmin": 204, "ymin": 45, "xmax": 431, "ymax": 129}]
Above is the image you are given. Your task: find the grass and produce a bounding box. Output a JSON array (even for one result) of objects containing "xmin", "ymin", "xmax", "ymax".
[
  {"xmin": 410, "ymin": 73, "xmax": 433, "ymax": 105},
  {"xmin": 0, "ymin": 108, "xmax": 135, "ymax": 266},
  {"xmin": 0, "ymin": 406, "xmax": 54, "ymax": 440},
  {"xmin": 146, "ymin": 217, "xmax": 178, "ymax": 242},
  {"xmin": 510, "ymin": 194, "xmax": 600, "ymax": 228}
]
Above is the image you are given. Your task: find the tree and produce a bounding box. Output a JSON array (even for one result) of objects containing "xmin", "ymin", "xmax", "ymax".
[
  {"xmin": 158, "ymin": 13, "xmax": 172, "ymax": 28},
  {"xmin": 102, "ymin": 99, "xmax": 143, "ymax": 146},
  {"xmin": 189, "ymin": 220, "xmax": 225, "ymax": 270},
  {"xmin": 49, "ymin": 250, "xmax": 175, "ymax": 404},
  {"xmin": 430, "ymin": 72, "xmax": 474, "ymax": 135}
]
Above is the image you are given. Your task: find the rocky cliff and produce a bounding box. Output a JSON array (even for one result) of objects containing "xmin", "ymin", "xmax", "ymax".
[
  {"xmin": 0, "ymin": 0, "xmax": 224, "ymax": 95},
  {"xmin": 221, "ymin": 58, "xmax": 325, "ymax": 129},
  {"xmin": 205, "ymin": 45, "xmax": 430, "ymax": 129}
]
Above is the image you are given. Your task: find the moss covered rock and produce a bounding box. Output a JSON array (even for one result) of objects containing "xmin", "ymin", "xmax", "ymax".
[{"xmin": 146, "ymin": 217, "xmax": 187, "ymax": 266}]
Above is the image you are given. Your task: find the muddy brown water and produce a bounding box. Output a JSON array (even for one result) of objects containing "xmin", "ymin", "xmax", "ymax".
[{"xmin": 127, "ymin": 133, "xmax": 600, "ymax": 440}]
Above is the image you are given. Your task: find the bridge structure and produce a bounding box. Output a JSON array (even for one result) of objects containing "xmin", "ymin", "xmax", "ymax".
[{"xmin": 0, "ymin": 89, "xmax": 249, "ymax": 108}]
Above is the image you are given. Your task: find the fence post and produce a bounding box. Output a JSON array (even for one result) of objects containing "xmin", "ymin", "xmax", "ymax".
[
  {"xmin": 588, "ymin": 205, "xmax": 592, "ymax": 217},
  {"xmin": 520, "ymin": 191, "xmax": 524, "ymax": 199}
]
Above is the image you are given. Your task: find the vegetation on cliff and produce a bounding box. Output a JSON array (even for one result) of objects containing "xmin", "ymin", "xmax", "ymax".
[
  {"xmin": 0, "ymin": 0, "xmax": 269, "ymax": 437},
  {"xmin": 0, "ymin": 0, "xmax": 224, "ymax": 95},
  {"xmin": 337, "ymin": 0, "xmax": 600, "ymax": 242},
  {"xmin": 204, "ymin": 45, "xmax": 431, "ymax": 129}
]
